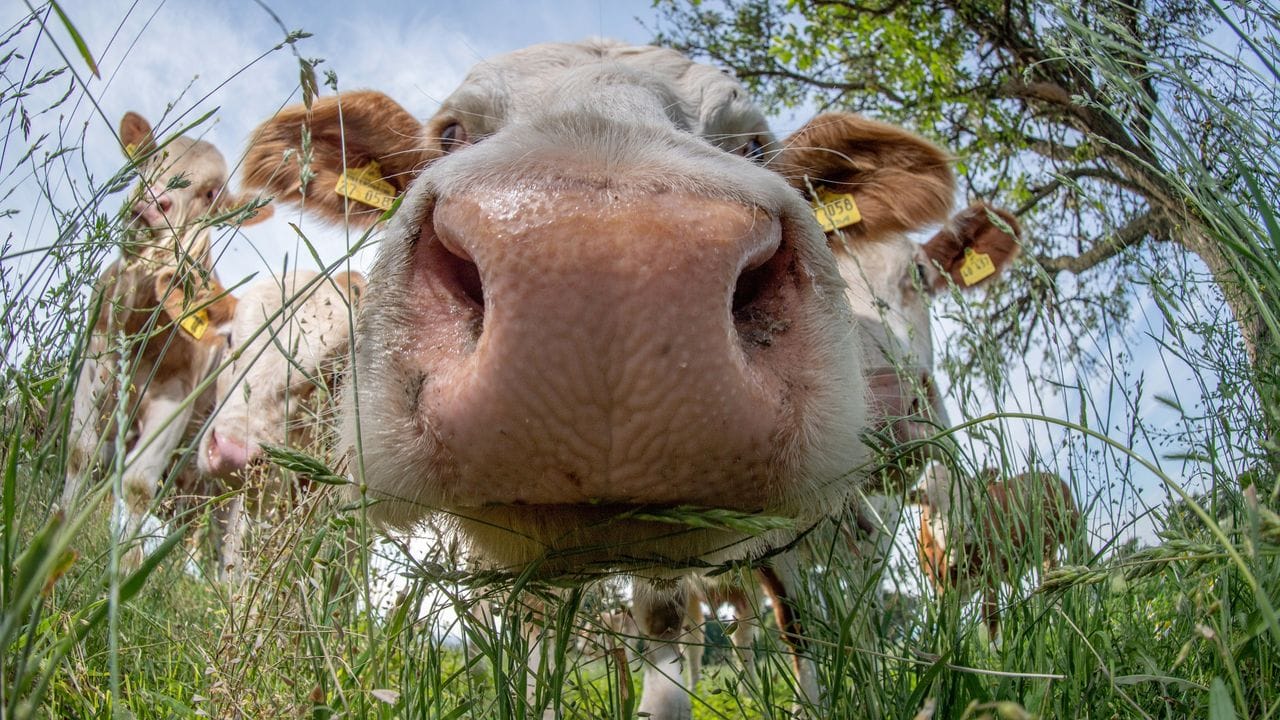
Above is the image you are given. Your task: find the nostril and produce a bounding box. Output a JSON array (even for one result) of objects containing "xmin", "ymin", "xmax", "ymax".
[
  {"xmin": 733, "ymin": 255, "xmax": 772, "ymax": 315},
  {"xmin": 421, "ymin": 217, "xmax": 485, "ymax": 314},
  {"xmin": 732, "ymin": 241, "xmax": 784, "ymax": 315},
  {"xmin": 206, "ymin": 430, "xmax": 221, "ymax": 465},
  {"xmin": 157, "ymin": 193, "xmax": 172, "ymax": 212},
  {"xmin": 732, "ymin": 236, "xmax": 792, "ymax": 346},
  {"xmin": 445, "ymin": 244, "xmax": 484, "ymax": 310}
]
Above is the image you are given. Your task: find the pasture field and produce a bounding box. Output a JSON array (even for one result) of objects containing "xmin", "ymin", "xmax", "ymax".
[{"xmin": 2, "ymin": 3, "xmax": 1278, "ymax": 719}]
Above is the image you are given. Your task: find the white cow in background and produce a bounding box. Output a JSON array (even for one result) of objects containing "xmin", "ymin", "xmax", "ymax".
[{"xmin": 198, "ymin": 269, "xmax": 364, "ymax": 579}]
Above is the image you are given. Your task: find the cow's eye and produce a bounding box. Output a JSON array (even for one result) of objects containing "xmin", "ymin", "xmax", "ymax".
[
  {"xmin": 440, "ymin": 123, "xmax": 468, "ymax": 154},
  {"xmin": 913, "ymin": 262, "xmax": 927, "ymax": 283},
  {"xmin": 743, "ymin": 137, "xmax": 765, "ymax": 162}
]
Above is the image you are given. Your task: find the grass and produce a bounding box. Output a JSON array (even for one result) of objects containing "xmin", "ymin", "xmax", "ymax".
[{"xmin": 3, "ymin": 2, "xmax": 1279, "ymax": 718}]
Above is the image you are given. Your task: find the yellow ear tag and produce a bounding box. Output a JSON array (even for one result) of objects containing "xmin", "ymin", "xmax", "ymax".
[
  {"xmin": 335, "ymin": 160, "xmax": 397, "ymax": 211},
  {"xmin": 179, "ymin": 308, "xmax": 210, "ymax": 340},
  {"xmin": 959, "ymin": 247, "xmax": 996, "ymax": 286},
  {"xmin": 124, "ymin": 143, "xmax": 138, "ymax": 159},
  {"xmin": 812, "ymin": 189, "xmax": 862, "ymax": 233}
]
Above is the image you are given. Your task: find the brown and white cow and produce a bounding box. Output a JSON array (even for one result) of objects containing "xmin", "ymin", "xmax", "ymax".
[
  {"xmin": 912, "ymin": 463, "xmax": 1081, "ymax": 638},
  {"xmin": 63, "ymin": 112, "xmax": 269, "ymax": 567},
  {"xmin": 844, "ymin": 200, "xmax": 1021, "ymax": 558},
  {"xmin": 239, "ymin": 40, "xmax": 1010, "ymax": 718},
  {"xmin": 197, "ymin": 269, "xmax": 364, "ymax": 578}
]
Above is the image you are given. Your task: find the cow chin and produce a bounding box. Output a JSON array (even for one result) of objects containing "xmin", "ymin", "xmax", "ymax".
[{"xmin": 451, "ymin": 505, "xmax": 796, "ymax": 577}]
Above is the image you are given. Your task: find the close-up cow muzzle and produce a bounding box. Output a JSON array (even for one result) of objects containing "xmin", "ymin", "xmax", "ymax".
[{"xmin": 347, "ymin": 118, "xmax": 864, "ymax": 532}]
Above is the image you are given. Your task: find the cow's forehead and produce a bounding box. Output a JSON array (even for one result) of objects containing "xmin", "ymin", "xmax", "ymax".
[
  {"xmin": 443, "ymin": 40, "xmax": 771, "ymax": 140},
  {"xmin": 151, "ymin": 136, "xmax": 227, "ymax": 181}
]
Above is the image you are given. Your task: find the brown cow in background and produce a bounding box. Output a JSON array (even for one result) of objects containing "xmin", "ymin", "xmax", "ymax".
[
  {"xmin": 912, "ymin": 464, "xmax": 1082, "ymax": 638},
  {"xmin": 63, "ymin": 112, "xmax": 269, "ymax": 568}
]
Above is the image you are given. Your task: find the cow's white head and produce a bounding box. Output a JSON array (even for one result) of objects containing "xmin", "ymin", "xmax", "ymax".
[
  {"xmin": 200, "ymin": 270, "xmax": 365, "ymax": 479},
  {"xmin": 240, "ymin": 41, "xmax": 996, "ymax": 572},
  {"xmin": 839, "ymin": 203, "xmax": 1021, "ymax": 488},
  {"xmin": 118, "ymin": 112, "xmax": 271, "ymax": 260}
]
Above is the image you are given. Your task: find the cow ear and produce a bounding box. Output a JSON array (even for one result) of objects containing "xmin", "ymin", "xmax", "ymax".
[
  {"xmin": 921, "ymin": 203, "xmax": 1021, "ymax": 293},
  {"xmin": 241, "ymin": 90, "xmax": 428, "ymax": 228},
  {"xmin": 202, "ymin": 278, "xmax": 239, "ymax": 328},
  {"xmin": 904, "ymin": 487, "xmax": 927, "ymax": 506},
  {"xmin": 153, "ymin": 270, "xmax": 236, "ymax": 343},
  {"xmin": 213, "ymin": 190, "xmax": 275, "ymax": 227},
  {"xmin": 771, "ymin": 112, "xmax": 954, "ymax": 243},
  {"xmin": 333, "ymin": 271, "xmax": 367, "ymax": 307},
  {"xmin": 153, "ymin": 270, "xmax": 188, "ymax": 329},
  {"xmin": 120, "ymin": 111, "xmax": 157, "ymax": 160}
]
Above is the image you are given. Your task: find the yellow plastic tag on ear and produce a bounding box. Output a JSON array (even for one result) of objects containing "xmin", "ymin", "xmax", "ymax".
[
  {"xmin": 334, "ymin": 161, "xmax": 397, "ymax": 211},
  {"xmin": 124, "ymin": 143, "xmax": 138, "ymax": 159},
  {"xmin": 179, "ymin": 308, "xmax": 210, "ymax": 340},
  {"xmin": 812, "ymin": 190, "xmax": 862, "ymax": 233},
  {"xmin": 959, "ymin": 248, "xmax": 996, "ymax": 286}
]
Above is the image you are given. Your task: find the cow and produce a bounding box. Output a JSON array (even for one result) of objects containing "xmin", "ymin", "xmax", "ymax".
[
  {"xmin": 239, "ymin": 39, "xmax": 1011, "ymax": 718},
  {"xmin": 62, "ymin": 111, "xmax": 269, "ymax": 568},
  {"xmin": 197, "ymin": 269, "xmax": 365, "ymax": 578},
  {"xmin": 845, "ymin": 201, "xmax": 1021, "ymax": 556},
  {"xmin": 911, "ymin": 463, "xmax": 1081, "ymax": 639}
]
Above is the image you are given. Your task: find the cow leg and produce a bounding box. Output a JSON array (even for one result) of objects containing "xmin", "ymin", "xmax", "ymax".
[
  {"xmin": 982, "ymin": 588, "xmax": 1001, "ymax": 643},
  {"xmin": 727, "ymin": 591, "xmax": 758, "ymax": 684},
  {"xmin": 523, "ymin": 620, "xmax": 552, "ymax": 720},
  {"xmin": 215, "ymin": 492, "xmax": 248, "ymax": 582},
  {"xmin": 684, "ymin": 589, "xmax": 706, "ymax": 691},
  {"xmin": 117, "ymin": 378, "xmax": 195, "ymax": 569},
  {"xmin": 758, "ymin": 557, "xmax": 822, "ymax": 716},
  {"xmin": 633, "ymin": 579, "xmax": 692, "ymax": 720},
  {"xmin": 63, "ymin": 340, "xmax": 116, "ymax": 508},
  {"xmin": 469, "ymin": 591, "xmax": 558, "ymax": 720}
]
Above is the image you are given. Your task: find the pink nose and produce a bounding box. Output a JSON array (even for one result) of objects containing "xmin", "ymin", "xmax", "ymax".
[
  {"xmin": 413, "ymin": 187, "xmax": 788, "ymax": 508},
  {"xmin": 205, "ymin": 429, "xmax": 256, "ymax": 476},
  {"xmin": 132, "ymin": 186, "xmax": 173, "ymax": 227}
]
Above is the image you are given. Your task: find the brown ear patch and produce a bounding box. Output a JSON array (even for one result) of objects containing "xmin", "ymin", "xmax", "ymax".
[
  {"xmin": 120, "ymin": 111, "xmax": 157, "ymax": 159},
  {"xmin": 201, "ymin": 277, "xmax": 239, "ymax": 328},
  {"xmin": 153, "ymin": 269, "xmax": 235, "ymax": 343},
  {"xmin": 241, "ymin": 91, "xmax": 429, "ymax": 228},
  {"xmin": 771, "ymin": 112, "xmax": 955, "ymax": 241},
  {"xmin": 921, "ymin": 203, "xmax": 1022, "ymax": 292},
  {"xmin": 333, "ymin": 271, "xmax": 367, "ymax": 306},
  {"xmin": 213, "ymin": 190, "xmax": 275, "ymax": 227}
]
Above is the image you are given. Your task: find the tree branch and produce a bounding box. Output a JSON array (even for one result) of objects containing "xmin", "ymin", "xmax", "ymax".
[
  {"xmin": 1015, "ymin": 167, "xmax": 1142, "ymax": 216},
  {"xmin": 1035, "ymin": 210, "xmax": 1162, "ymax": 274},
  {"xmin": 810, "ymin": 0, "xmax": 911, "ymax": 15}
]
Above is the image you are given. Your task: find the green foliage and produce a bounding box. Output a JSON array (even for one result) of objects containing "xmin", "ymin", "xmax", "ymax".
[{"xmin": 654, "ymin": 0, "xmax": 1280, "ymax": 381}]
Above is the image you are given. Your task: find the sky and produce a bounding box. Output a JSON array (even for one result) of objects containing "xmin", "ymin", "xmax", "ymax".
[{"xmin": 2, "ymin": 0, "xmax": 1224, "ymax": 588}]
